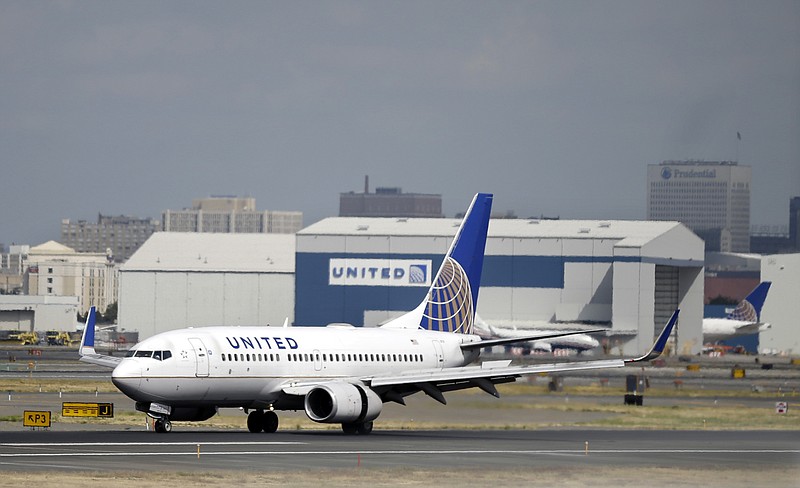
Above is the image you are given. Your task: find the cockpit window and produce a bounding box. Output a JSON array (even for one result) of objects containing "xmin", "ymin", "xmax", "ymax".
[{"xmin": 127, "ymin": 350, "xmax": 172, "ymax": 360}]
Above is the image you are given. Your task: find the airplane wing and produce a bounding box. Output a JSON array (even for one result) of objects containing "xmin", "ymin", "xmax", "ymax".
[
  {"xmin": 284, "ymin": 310, "xmax": 679, "ymax": 405},
  {"xmin": 78, "ymin": 306, "xmax": 123, "ymax": 369},
  {"xmin": 459, "ymin": 328, "xmax": 607, "ymax": 350}
]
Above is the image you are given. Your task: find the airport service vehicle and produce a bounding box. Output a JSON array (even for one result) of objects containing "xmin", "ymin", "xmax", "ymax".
[{"xmin": 80, "ymin": 193, "xmax": 677, "ymax": 434}]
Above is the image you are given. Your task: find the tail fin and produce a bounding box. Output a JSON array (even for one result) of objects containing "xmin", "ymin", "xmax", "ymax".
[
  {"xmin": 79, "ymin": 306, "xmax": 97, "ymax": 357},
  {"xmin": 727, "ymin": 282, "xmax": 771, "ymax": 322},
  {"xmin": 418, "ymin": 193, "xmax": 493, "ymax": 334}
]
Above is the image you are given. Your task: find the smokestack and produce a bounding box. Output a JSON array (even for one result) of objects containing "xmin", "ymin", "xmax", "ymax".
[{"xmin": 365, "ymin": 175, "xmax": 369, "ymax": 194}]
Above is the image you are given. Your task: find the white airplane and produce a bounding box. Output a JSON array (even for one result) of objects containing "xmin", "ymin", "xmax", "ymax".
[
  {"xmin": 472, "ymin": 315, "xmax": 601, "ymax": 353},
  {"xmin": 79, "ymin": 193, "xmax": 678, "ymax": 434},
  {"xmin": 703, "ymin": 282, "xmax": 771, "ymax": 344}
]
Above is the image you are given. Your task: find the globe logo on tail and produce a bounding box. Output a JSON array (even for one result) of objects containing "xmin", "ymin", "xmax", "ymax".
[
  {"xmin": 728, "ymin": 299, "xmax": 757, "ymax": 322},
  {"xmin": 420, "ymin": 257, "xmax": 474, "ymax": 334}
]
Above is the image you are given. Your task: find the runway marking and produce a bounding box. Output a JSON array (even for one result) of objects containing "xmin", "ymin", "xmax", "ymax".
[
  {"xmin": 0, "ymin": 448, "xmax": 797, "ymax": 458},
  {"xmin": 1, "ymin": 441, "xmax": 305, "ymax": 447}
]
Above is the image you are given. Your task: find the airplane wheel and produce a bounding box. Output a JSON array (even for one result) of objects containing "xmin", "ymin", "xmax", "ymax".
[
  {"xmin": 356, "ymin": 421, "xmax": 373, "ymax": 435},
  {"xmin": 154, "ymin": 418, "xmax": 172, "ymax": 433},
  {"xmin": 263, "ymin": 411, "xmax": 279, "ymax": 433},
  {"xmin": 341, "ymin": 422, "xmax": 358, "ymax": 435},
  {"xmin": 247, "ymin": 411, "xmax": 265, "ymax": 433}
]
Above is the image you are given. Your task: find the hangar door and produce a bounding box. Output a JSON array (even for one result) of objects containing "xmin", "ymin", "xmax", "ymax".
[
  {"xmin": 654, "ymin": 265, "xmax": 679, "ymax": 336},
  {"xmin": 0, "ymin": 310, "xmax": 34, "ymax": 331}
]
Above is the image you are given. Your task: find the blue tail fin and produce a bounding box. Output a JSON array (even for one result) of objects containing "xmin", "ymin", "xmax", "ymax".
[
  {"xmin": 727, "ymin": 282, "xmax": 771, "ymax": 322},
  {"xmin": 419, "ymin": 193, "xmax": 493, "ymax": 334}
]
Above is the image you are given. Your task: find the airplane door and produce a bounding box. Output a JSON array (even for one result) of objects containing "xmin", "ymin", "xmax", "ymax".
[
  {"xmin": 432, "ymin": 340, "xmax": 445, "ymax": 369},
  {"xmin": 313, "ymin": 349, "xmax": 322, "ymax": 371},
  {"xmin": 188, "ymin": 338, "xmax": 210, "ymax": 377}
]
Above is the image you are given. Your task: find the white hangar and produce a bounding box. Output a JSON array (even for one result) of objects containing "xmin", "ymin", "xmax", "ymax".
[
  {"xmin": 759, "ymin": 253, "xmax": 800, "ymax": 355},
  {"xmin": 295, "ymin": 218, "xmax": 705, "ymax": 356},
  {"xmin": 118, "ymin": 233, "xmax": 295, "ymax": 339}
]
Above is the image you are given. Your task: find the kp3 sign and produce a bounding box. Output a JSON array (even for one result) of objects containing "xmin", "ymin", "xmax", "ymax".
[{"xmin": 329, "ymin": 258, "xmax": 432, "ymax": 287}]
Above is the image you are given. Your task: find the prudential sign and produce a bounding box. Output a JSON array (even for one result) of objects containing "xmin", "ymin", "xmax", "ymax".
[{"xmin": 329, "ymin": 258, "xmax": 432, "ymax": 287}]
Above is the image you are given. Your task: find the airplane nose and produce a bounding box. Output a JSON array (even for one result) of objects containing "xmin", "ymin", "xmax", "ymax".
[{"xmin": 111, "ymin": 359, "xmax": 142, "ymax": 398}]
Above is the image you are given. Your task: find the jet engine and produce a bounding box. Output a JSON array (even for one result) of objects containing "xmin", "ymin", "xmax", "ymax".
[{"xmin": 304, "ymin": 382, "xmax": 382, "ymax": 423}]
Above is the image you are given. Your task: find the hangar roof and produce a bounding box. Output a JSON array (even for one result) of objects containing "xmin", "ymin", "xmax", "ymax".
[
  {"xmin": 300, "ymin": 217, "xmax": 686, "ymax": 246},
  {"xmin": 121, "ymin": 232, "xmax": 295, "ymax": 273}
]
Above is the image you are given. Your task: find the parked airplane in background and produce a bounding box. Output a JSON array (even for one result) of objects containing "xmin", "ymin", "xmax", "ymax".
[
  {"xmin": 703, "ymin": 282, "xmax": 772, "ymax": 343},
  {"xmin": 80, "ymin": 193, "xmax": 678, "ymax": 434},
  {"xmin": 473, "ymin": 315, "xmax": 601, "ymax": 354}
]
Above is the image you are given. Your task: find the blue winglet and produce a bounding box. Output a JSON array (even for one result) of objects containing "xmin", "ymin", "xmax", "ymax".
[
  {"xmin": 626, "ymin": 309, "xmax": 679, "ymax": 363},
  {"xmin": 79, "ymin": 306, "xmax": 97, "ymax": 356}
]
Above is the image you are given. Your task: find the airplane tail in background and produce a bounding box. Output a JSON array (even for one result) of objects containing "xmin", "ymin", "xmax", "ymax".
[
  {"xmin": 727, "ymin": 282, "xmax": 772, "ymax": 322},
  {"xmin": 418, "ymin": 193, "xmax": 493, "ymax": 335}
]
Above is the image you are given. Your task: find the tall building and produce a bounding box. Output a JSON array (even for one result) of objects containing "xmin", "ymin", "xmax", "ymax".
[
  {"xmin": 339, "ymin": 176, "xmax": 443, "ymax": 218},
  {"xmin": 1, "ymin": 245, "xmax": 29, "ymax": 294},
  {"xmin": 790, "ymin": 197, "xmax": 800, "ymax": 250},
  {"xmin": 61, "ymin": 214, "xmax": 160, "ymax": 262},
  {"xmin": 647, "ymin": 161, "xmax": 751, "ymax": 252},
  {"xmin": 162, "ymin": 196, "xmax": 303, "ymax": 234}
]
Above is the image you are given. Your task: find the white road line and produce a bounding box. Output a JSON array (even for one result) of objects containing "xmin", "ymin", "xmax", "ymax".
[
  {"xmin": 0, "ymin": 441, "xmax": 305, "ymax": 447},
  {"xmin": 0, "ymin": 449, "xmax": 797, "ymax": 458}
]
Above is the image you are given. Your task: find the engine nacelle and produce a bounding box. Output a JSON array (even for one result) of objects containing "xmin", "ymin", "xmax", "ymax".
[{"xmin": 304, "ymin": 382, "xmax": 382, "ymax": 424}]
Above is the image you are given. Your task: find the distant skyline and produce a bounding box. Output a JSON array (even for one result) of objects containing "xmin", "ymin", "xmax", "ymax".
[{"xmin": 1, "ymin": 1, "xmax": 798, "ymax": 246}]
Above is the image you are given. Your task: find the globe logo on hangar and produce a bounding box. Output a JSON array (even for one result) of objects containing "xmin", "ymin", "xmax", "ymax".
[{"xmin": 408, "ymin": 264, "xmax": 428, "ymax": 284}]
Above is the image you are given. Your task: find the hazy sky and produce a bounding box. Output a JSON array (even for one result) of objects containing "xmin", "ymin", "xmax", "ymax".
[{"xmin": 2, "ymin": 1, "xmax": 798, "ymax": 245}]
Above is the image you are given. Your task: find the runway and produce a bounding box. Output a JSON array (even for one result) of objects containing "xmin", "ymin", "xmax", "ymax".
[{"xmin": 0, "ymin": 429, "xmax": 798, "ymax": 473}]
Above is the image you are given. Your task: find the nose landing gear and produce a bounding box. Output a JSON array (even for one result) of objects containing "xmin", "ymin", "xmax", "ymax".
[{"xmin": 153, "ymin": 417, "xmax": 172, "ymax": 433}]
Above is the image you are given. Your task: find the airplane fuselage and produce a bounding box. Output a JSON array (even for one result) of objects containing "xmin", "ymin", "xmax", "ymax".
[
  {"xmin": 702, "ymin": 318, "xmax": 768, "ymax": 343},
  {"xmin": 111, "ymin": 325, "xmax": 481, "ymax": 409}
]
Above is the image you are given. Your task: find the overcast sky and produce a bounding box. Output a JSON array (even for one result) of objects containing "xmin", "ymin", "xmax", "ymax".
[{"xmin": 1, "ymin": 1, "xmax": 798, "ymax": 246}]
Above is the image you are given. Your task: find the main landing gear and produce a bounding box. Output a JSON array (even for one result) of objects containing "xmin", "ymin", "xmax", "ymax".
[
  {"xmin": 247, "ymin": 410, "xmax": 279, "ymax": 433},
  {"xmin": 341, "ymin": 421, "xmax": 373, "ymax": 435}
]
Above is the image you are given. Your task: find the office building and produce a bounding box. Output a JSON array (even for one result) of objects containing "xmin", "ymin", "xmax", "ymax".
[
  {"xmin": 23, "ymin": 241, "xmax": 119, "ymax": 315},
  {"xmin": 162, "ymin": 196, "xmax": 302, "ymax": 234},
  {"xmin": 61, "ymin": 214, "xmax": 160, "ymax": 262},
  {"xmin": 339, "ymin": 176, "xmax": 443, "ymax": 218},
  {"xmin": 647, "ymin": 161, "xmax": 751, "ymax": 252}
]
